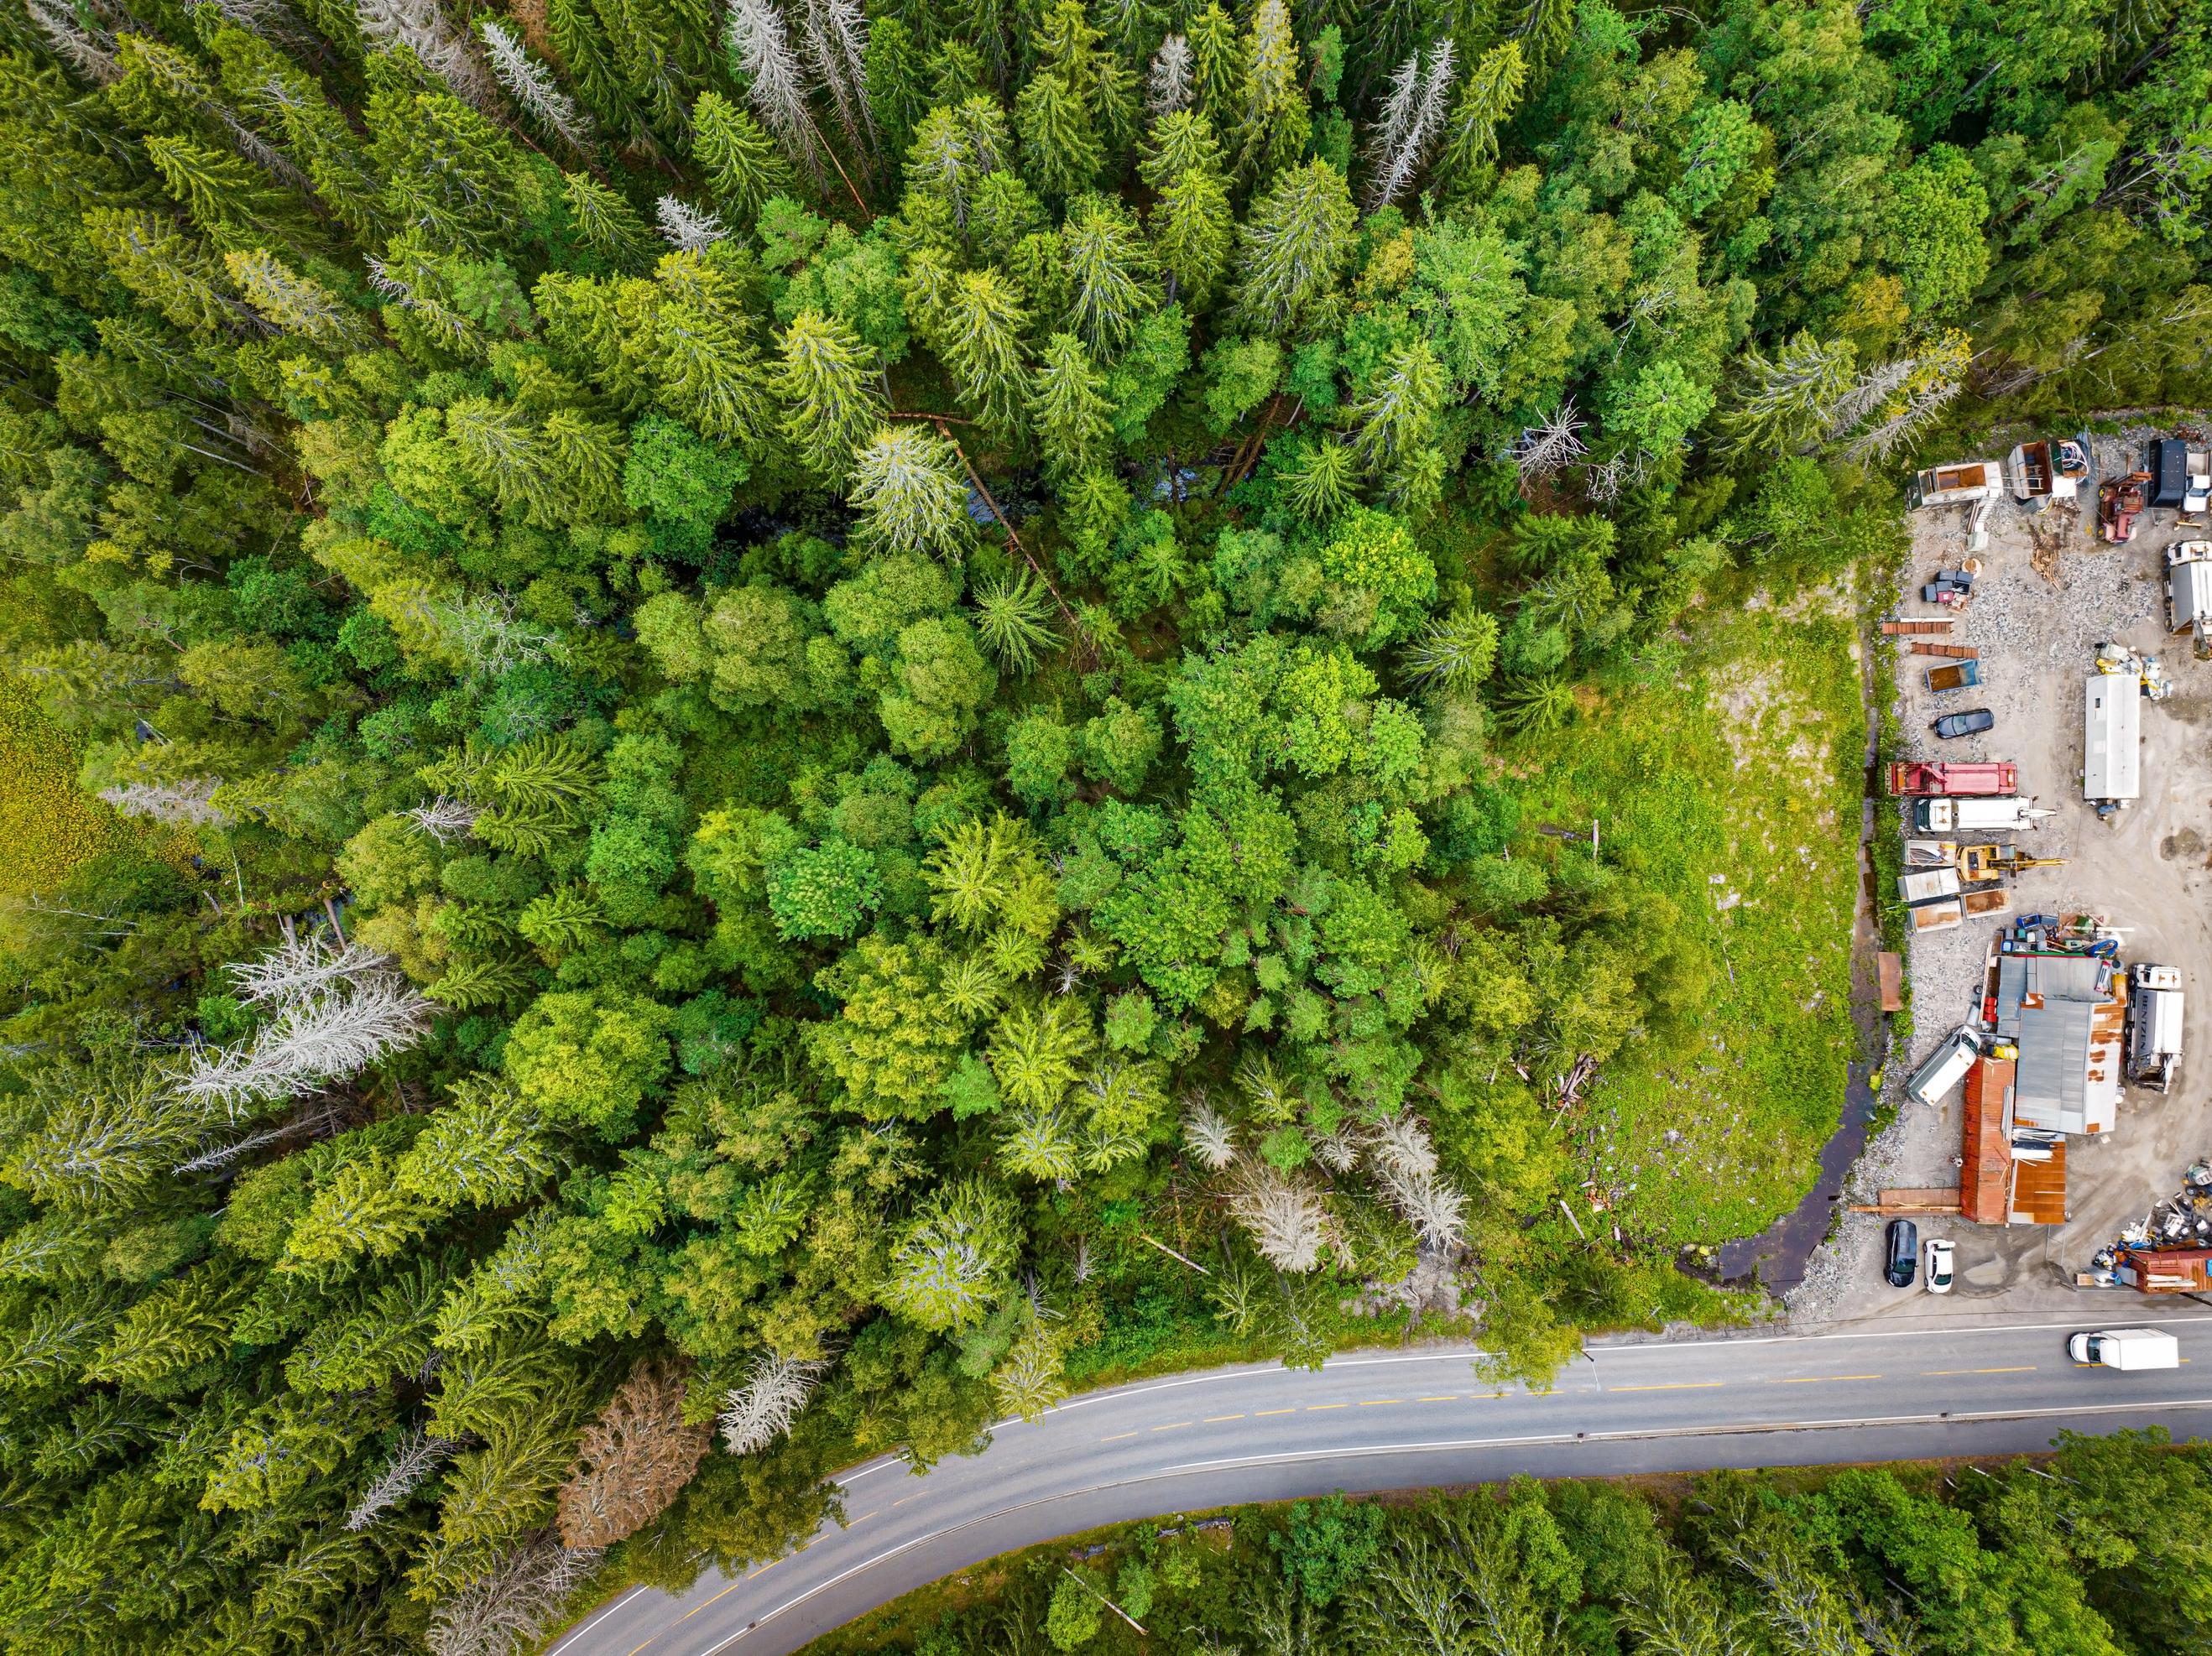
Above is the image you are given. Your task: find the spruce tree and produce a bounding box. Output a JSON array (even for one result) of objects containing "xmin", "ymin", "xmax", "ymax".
[
  {"xmin": 1028, "ymin": 332, "xmax": 1113, "ymax": 479},
  {"xmin": 1148, "ymin": 166, "xmax": 1233, "ymax": 307},
  {"xmin": 1437, "ymin": 41, "xmax": 1526, "ymax": 182},
  {"xmin": 772, "ymin": 309, "xmax": 885, "ymax": 479},
  {"xmin": 563, "ymin": 174, "xmax": 660, "ymax": 272},
  {"xmin": 1061, "ymin": 193, "xmax": 1152, "ymax": 355},
  {"xmin": 1230, "ymin": 0, "xmax": 1309, "ymax": 182},
  {"xmin": 848, "ymin": 424, "xmax": 971, "ymax": 558},
  {"xmin": 1230, "ymin": 159, "xmax": 1357, "ymax": 334},
  {"xmin": 691, "ymin": 91, "xmax": 799, "ymax": 221},
  {"xmin": 935, "ymin": 268, "xmax": 1030, "ymax": 435},
  {"xmin": 1015, "ymin": 70, "xmax": 1102, "ymax": 200}
]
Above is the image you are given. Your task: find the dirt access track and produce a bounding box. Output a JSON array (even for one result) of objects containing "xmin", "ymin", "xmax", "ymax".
[{"xmin": 1794, "ymin": 430, "xmax": 2212, "ymax": 1330}]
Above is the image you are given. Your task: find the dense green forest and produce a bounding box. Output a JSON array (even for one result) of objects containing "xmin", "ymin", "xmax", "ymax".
[
  {"xmin": 818, "ymin": 1434, "xmax": 2212, "ymax": 1656},
  {"xmin": 0, "ymin": 0, "xmax": 2208, "ymax": 1648}
]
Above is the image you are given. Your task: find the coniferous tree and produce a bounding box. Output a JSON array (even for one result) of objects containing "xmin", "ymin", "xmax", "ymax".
[
  {"xmin": 1028, "ymin": 332, "xmax": 1113, "ymax": 478},
  {"xmin": 772, "ymin": 308, "xmax": 884, "ymax": 478}
]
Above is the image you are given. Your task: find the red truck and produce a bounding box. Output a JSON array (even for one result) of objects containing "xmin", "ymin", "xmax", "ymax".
[{"xmin": 1886, "ymin": 761, "xmax": 2019, "ymax": 797}]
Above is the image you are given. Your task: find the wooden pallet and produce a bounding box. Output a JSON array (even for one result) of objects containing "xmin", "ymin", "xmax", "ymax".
[
  {"xmin": 1882, "ymin": 618, "xmax": 1957, "ymax": 635},
  {"xmin": 1909, "ymin": 642, "xmax": 1980, "ymax": 659}
]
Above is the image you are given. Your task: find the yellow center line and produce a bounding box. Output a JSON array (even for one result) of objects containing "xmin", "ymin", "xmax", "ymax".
[
  {"xmin": 850, "ymin": 1511, "xmax": 877, "ymax": 1523},
  {"xmin": 1150, "ymin": 1421, "xmax": 1192, "ymax": 1432},
  {"xmin": 1203, "ymin": 1414, "xmax": 1245, "ymax": 1423},
  {"xmin": 1256, "ymin": 1407, "xmax": 1296, "ymax": 1416},
  {"xmin": 628, "ymin": 1642, "xmax": 655, "ymax": 1655},
  {"xmin": 1359, "ymin": 1398, "xmax": 1404, "ymax": 1406},
  {"xmin": 678, "ymin": 1575, "xmax": 747, "ymax": 1621},
  {"xmin": 1775, "ymin": 1374, "xmax": 1884, "ymax": 1384},
  {"xmin": 893, "ymin": 1493, "xmax": 923, "ymax": 1507},
  {"xmin": 1417, "ymin": 1395, "xmax": 1459, "ymax": 1402},
  {"xmin": 1101, "ymin": 1430, "xmax": 1138, "ymax": 1441},
  {"xmin": 1306, "ymin": 1403, "xmax": 1348, "ymax": 1411},
  {"xmin": 1923, "ymin": 1366, "xmax": 2036, "ymax": 1376},
  {"xmin": 746, "ymin": 1560, "xmax": 778, "ymax": 1578},
  {"xmin": 1609, "ymin": 1382, "xmax": 1724, "ymax": 1392}
]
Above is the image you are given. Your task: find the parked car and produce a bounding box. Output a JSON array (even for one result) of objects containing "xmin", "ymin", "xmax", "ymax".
[
  {"xmin": 1885, "ymin": 1218, "xmax": 1918, "ymax": 1288},
  {"xmin": 1924, "ymin": 1237, "xmax": 1954, "ymax": 1294},
  {"xmin": 1933, "ymin": 708, "xmax": 1995, "ymax": 739}
]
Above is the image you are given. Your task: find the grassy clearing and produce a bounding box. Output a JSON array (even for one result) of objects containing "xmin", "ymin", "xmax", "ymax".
[
  {"xmin": 1506, "ymin": 598, "xmax": 1864, "ymax": 1247},
  {"xmin": 0, "ymin": 676, "xmax": 130, "ymax": 898}
]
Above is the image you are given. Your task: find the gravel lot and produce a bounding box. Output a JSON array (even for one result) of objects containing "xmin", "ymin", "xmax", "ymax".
[{"xmin": 1790, "ymin": 428, "xmax": 2212, "ymax": 1328}]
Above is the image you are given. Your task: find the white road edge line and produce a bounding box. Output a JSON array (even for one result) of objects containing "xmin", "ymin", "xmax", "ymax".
[
  {"xmin": 688, "ymin": 1396, "xmax": 2212, "ymax": 1656},
  {"xmin": 541, "ymin": 1584, "xmax": 649, "ymax": 1656}
]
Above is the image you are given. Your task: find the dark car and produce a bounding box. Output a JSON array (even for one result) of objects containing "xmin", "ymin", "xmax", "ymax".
[
  {"xmin": 1885, "ymin": 1218, "xmax": 1919, "ymax": 1288},
  {"xmin": 1932, "ymin": 708, "xmax": 1995, "ymax": 739}
]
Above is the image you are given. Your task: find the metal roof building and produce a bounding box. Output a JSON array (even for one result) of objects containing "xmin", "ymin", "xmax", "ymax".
[{"xmin": 2010, "ymin": 956, "xmax": 2126, "ymax": 1135}]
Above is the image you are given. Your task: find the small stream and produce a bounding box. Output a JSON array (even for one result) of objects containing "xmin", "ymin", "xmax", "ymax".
[{"xmin": 1708, "ymin": 638, "xmax": 1893, "ymax": 1294}]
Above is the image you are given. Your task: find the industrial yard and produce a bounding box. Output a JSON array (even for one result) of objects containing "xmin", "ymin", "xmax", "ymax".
[{"xmin": 1792, "ymin": 429, "xmax": 2212, "ymax": 1326}]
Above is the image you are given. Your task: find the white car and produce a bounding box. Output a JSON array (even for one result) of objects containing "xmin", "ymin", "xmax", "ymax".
[{"xmin": 1923, "ymin": 1237, "xmax": 1954, "ymax": 1294}]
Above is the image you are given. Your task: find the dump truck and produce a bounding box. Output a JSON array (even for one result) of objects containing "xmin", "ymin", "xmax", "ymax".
[
  {"xmin": 2126, "ymin": 964, "xmax": 2184, "ymax": 1092},
  {"xmin": 2069, "ymin": 1329, "xmax": 2181, "ymax": 1371},
  {"xmin": 2168, "ymin": 541, "xmax": 2212, "ymax": 660},
  {"xmin": 1912, "ymin": 796, "xmax": 2049, "ymax": 834},
  {"xmin": 1925, "ymin": 659, "xmax": 1982, "ymax": 693},
  {"xmin": 1886, "ymin": 761, "xmax": 2019, "ymax": 796}
]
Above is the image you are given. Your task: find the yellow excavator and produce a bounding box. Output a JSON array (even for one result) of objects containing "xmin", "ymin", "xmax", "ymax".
[{"xmin": 1959, "ymin": 844, "xmax": 2068, "ymax": 883}]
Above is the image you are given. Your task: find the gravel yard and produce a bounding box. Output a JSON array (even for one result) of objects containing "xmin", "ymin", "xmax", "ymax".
[{"xmin": 1790, "ymin": 428, "xmax": 2212, "ymax": 1328}]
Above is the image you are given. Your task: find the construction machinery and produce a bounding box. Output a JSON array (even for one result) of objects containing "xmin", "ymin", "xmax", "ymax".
[{"xmin": 1957, "ymin": 844, "xmax": 2067, "ymax": 883}]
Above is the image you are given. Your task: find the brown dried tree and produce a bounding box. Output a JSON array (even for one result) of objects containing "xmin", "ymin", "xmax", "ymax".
[{"xmin": 555, "ymin": 1362, "xmax": 712, "ymax": 1549}]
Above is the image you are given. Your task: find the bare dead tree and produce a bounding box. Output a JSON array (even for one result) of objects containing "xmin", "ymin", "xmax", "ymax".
[
  {"xmin": 1226, "ymin": 1164, "xmax": 1328, "ymax": 1273},
  {"xmin": 425, "ymin": 1531, "xmax": 603, "ymax": 1656},
  {"xmin": 1364, "ymin": 1112, "xmax": 1437, "ymax": 1180},
  {"xmin": 557, "ymin": 1362, "xmax": 712, "ymax": 1548},
  {"xmin": 1505, "ymin": 399, "xmax": 1587, "ymax": 479},
  {"xmin": 179, "ymin": 940, "xmax": 432, "ymax": 1116},
  {"xmin": 98, "ymin": 778, "xmax": 232, "ymax": 826},
  {"xmin": 1181, "ymin": 1096, "xmax": 1237, "ymax": 1170},
  {"xmin": 346, "ymin": 1427, "xmax": 462, "ymax": 1530},
  {"xmin": 407, "ymin": 796, "xmax": 482, "ymax": 844},
  {"xmin": 718, "ymin": 1351, "xmax": 829, "ymax": 1455}
]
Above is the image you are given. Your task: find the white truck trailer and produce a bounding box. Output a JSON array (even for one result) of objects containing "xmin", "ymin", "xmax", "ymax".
[
  {"xmin": 2126, "ymin": 965, "xmax": 2184, "ymax": 1091},
  {"xmin": 2068, "ymin": 1329, "xmax": 2181, "ymax": 1371}
]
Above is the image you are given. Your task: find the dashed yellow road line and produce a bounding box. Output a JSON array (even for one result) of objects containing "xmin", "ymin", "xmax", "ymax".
[
  {"xmin": 893, "ymin": 1493, "xmax": 923, "ymax": 1507},
  {"xmin": 678, "ymin": 1574, "xmax": 747, "ymax": 1622},
  {"xmin": 851, "ymin": 1511, "xmax": 877, "ymax": 1523},
  {"xmin": 1924, "ymin": 1366, "xmax": 2035, "ymax": 1376},
  {"xmin": 1101, "ymin": 1430, "xmax": 1138, "ymax": 1441},
  {"xmin": 1305, "ymin": 1403, "xmax": 1348, "ymax": 1411},
  {"xmin": 1150, "ymin": 1421, "xmax": 1191, "ymax": 1432},
  {"xmin": 1610, "ymin": 1382, "xmax": 1724, "ymax": 1393},
  {"xmin": 1775, "ymin": 1374, "xmax": 1884, "ymax": 1384},
  {"xmin": 1256, "ymin": 1407, "xmax": 1296, "ymax": 1416},
  {"xmin": 1359, "ymin": 1398, "xmax": 1403, "ymax": 1406},
  {"xmin": 1203, "ymin": 1414, "xmax": 1245, "ymax": 1423},
  {"xmin": 1417, "ymin": 1395, "xmax": 1459, "ymax": 1402}
]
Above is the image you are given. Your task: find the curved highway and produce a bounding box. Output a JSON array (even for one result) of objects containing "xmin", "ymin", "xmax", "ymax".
[{"xmin": 549, "ymin": 1317, "xmax": 2212, "ymax": 1656}]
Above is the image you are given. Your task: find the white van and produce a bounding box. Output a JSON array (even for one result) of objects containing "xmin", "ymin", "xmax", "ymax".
[{"xmin": 1906, "ymin": 1028, "xmax": 1980, "ymax": 1107}]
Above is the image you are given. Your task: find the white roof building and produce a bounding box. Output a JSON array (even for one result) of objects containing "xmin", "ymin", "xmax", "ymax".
[{"xmin": 2084, "ymin": 670, "xmax": 2141, "ymax": 802}]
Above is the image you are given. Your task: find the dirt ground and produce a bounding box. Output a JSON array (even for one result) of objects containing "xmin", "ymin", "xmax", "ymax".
[{"xmin": 1792, "ymin": 429, "xmax": 2212, "ymax": 1328}]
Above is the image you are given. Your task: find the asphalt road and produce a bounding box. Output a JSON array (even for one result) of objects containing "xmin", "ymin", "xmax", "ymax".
[{"xmin": 548, "ymin": 1317, "xmax": 2212, "ymax": 1656}]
